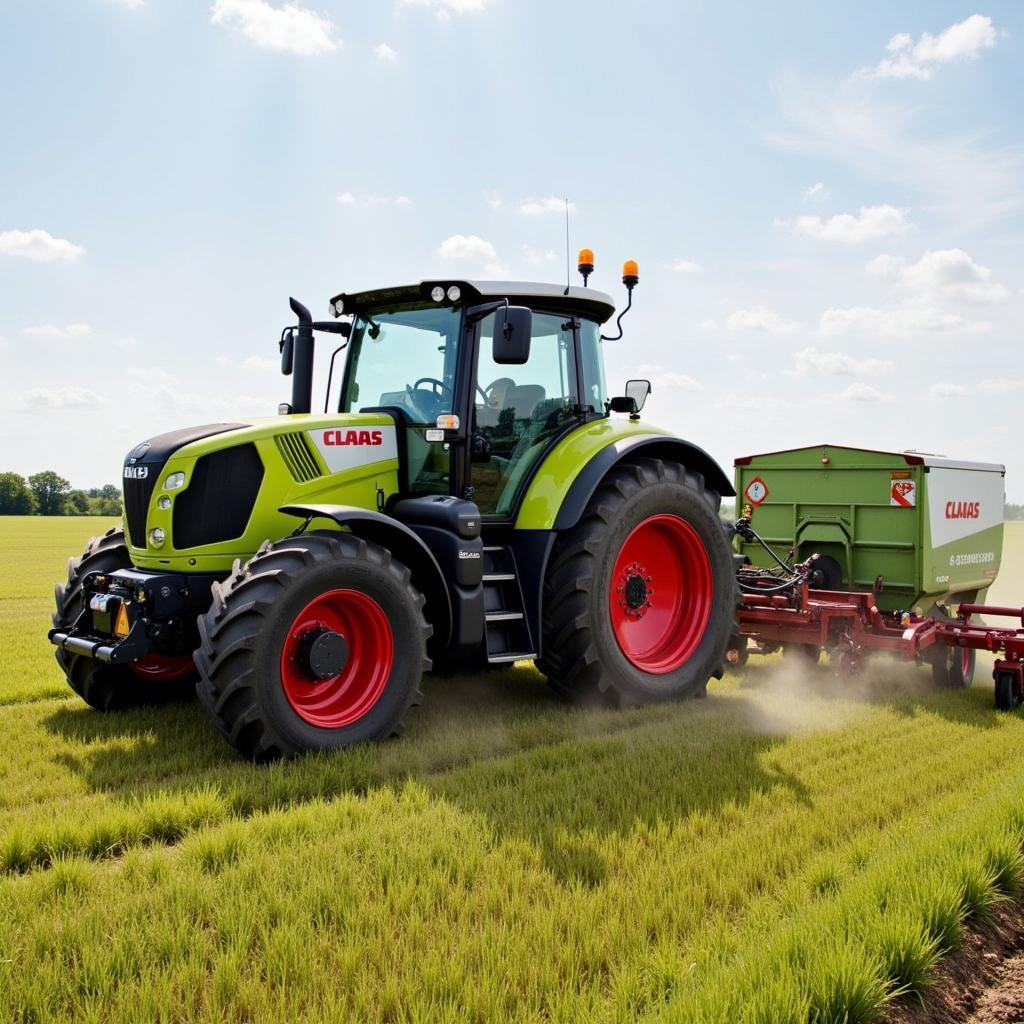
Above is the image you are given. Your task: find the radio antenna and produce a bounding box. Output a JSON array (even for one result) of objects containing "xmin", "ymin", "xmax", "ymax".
[{"xmin": 563, "ymin": 196, "xmax": 571, "ymax": 295}]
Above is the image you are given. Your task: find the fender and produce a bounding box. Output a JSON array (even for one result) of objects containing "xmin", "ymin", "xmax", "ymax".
[
  {"xmin": 551, "ymin": 435, "xmax": 735, "ymax": 531},
  {"xmin": 279, "ymin": 504, "xmax": 453, "ymax": 645}
]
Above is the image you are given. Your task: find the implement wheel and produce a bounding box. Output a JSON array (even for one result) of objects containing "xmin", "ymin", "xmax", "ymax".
[
  {"xmin": 538, "ymin": 457, "xmax": 736, "ymax": 706},
  {"xmin": 195, "ymin": 532, "xmax": 430, "ymax": 761},
  {"xmin": 995, "ymin": 670, "xmax": 1022, "ymax": 712},
  {"xmin": 931, "ymin": 645, "xmax": 976, "ymax": 689},
  {"xmin": 52, "ymin": 527, "xmax": 198, "ymax": 710}
]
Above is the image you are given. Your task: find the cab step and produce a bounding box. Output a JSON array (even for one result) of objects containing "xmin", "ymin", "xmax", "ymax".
[{"xmin": 481, "ymin": 544, "xmax": 536, "ymax": 664}]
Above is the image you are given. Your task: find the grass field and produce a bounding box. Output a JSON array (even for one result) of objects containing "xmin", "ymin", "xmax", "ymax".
[{"xmin": 1, "ymin": 517, "xmax": 1024, "ymax": 1023}]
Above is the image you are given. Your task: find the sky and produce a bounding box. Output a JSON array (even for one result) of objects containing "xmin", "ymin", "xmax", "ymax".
[{"xmin": 1, "ymin": 1, "xmax": 1022, "ymax": 497}]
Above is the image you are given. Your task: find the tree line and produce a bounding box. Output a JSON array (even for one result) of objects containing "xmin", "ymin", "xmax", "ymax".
[{"xmin": 0, "ymin": 471, "xmax": 121, "ymax": 516}]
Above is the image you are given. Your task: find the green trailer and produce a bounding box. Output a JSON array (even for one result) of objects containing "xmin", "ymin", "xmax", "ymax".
[{"xmin": 734, "ymin": 445, "xmax": 1005, "ymax": 615}]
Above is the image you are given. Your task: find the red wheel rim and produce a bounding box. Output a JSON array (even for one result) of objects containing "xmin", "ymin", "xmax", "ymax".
[
  {"xmin": 961, "ymin": 647, "xmax": 971, "ymax": 678},
  {"xmin": 609, "ymin": 514, "xmax": 713, "ymax": 674},
  {"xmin": 130, "ymin": 652, "xmax": 195, "ymax": 681},
  {"xmin": 280, "ymin": 589, "xmax": 393, "ymax": 729}
]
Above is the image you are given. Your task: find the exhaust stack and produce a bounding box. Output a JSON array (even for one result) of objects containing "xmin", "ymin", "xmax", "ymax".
[{"xmin": 289, "ymin": 296, "xmax": 314, "ymax": 415}]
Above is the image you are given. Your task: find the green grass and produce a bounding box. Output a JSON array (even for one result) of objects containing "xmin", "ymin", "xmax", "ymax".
[{"xmin": 1, "ymin": 517, "xmax": 1023, "ymax": 1022}]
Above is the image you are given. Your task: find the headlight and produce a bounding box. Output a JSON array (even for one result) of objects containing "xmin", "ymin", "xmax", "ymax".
[
  {"xmin": 430, "ymin": 285, "xmax": 445, "ymax": 303},
  {"xmin": 149, "ymin": 527, "xmax": 166, "ymax": 548},
  {"xmin": 331, "ymin": 299, "xmax": 344, "ymax": 316},
  {"xmin": 157, "ymin": 495, "xmax": 171, "ymax": 510},
  {"xmin": 163, "ymin": 472, "xmax": 186, "ymax": 490},
  {"xmin": 446, "ymin": 285, "xmax": 461, "ymax": 303}
]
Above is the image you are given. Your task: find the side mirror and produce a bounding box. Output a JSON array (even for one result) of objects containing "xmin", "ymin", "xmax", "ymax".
[
  {"xmin": 625, "ymin": 378, "xmax": 651, "ymax": 411},
  {"xmin": 608, "ymin": 379, "xmax": 652, "ymax": 417},
  {"xmin": 280, "ymin": 329, "xmax": 294, "ymax": 375},
  {"xmin": 493, "ymin": 306, "xmax": 532, "ymax": 364}
]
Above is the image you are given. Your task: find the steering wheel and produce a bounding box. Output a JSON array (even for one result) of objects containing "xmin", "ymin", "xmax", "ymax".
[
  {"xmin": 412, "ymin": 376, "xmax": 452, "ymax": 398},
  {"xmin": 413, "ymin": 376, "xmax": 494, "ymax": 405}
]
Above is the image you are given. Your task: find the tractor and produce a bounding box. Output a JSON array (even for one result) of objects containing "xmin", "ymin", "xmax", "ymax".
[{"xmin": 50, "ymin": 256, "xmax": 738, "ymax": 760}]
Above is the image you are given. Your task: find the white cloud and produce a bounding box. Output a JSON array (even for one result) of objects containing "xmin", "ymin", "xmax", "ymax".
[
  {"xmin": 979, "ymin": 379, "xmax": 1023, "ymax": 395},
  {"xmin": 518, "ymin": 196, "xmax": 575, "ymax": 216},
  {"xmin": 374, "ymin": 42, "xmax": 397, "ymax": 61},
  {"xmin": 5, "ymin": 386, "xmax": 102, "ymax": 412},
  {"xmin": 819, "ymin": 305, "xmax": 991, "ymax": 337},
  {"xmin": 483, "ymin": 189, "xmax": 503, "ymax": 211},
  {"xmin": 831, "ymin": 381, "xmax": 889, "ymax": 403},
  {"xmin": 437, "ymin": 234, "xmax": 498, "ymax": 262},
  {"xmin": 522, "ymin": 245, "xmax": 557, "ymax": 266},
  {"xmin": 793, "ymin": 347, "xmax": 893, "ymax": 377},
  {"xmin": 21, "ymin": 323, "xmax": 93, "ymax": 340},
  {"xmin": 725, "ymin": 306, "xmax": 800, "ymax": 335},
  {"xmin": 866, "ymin": 14, "xmax": 997, "ymax": 80},
  {"xmin": 802, "ymin": 182, "xmax": 829, "ymax": 202},
  {"xmin": 698, "ymin": 320, "xmax": 718, "ymax": 330},
  {"xmin": 210, "ymin": 0, "xmax": 338, "ymax": 56},
  {"xmin": 789, "ymin": 204, "xmax": 908, "ymax": 243},
  {"xmin": 402, "ymin": 0, "xmax": 490, "ymax": 15},
  {"xmin": 772, "ymin": 75, "xmax": 1022, "ymax": 228},
  {"xmin": 111, "ymin": 0, "xmax": 146, "ymax": 8},
  {"xmin": 669, "ymin": 258, "xmax": 700, "ymax": 273},
  {"xmin": 865, "ymin": 253, "xmax": 905, "ymax": 275},
  {"xmin": 635, "ymin": 364, "xmax": 703, "ymax": 392},
  {"xmin": 0, "ymin": 228, "xmax": 86, "ymax": 263},
  {"xmin": 929, "ymin": 382, "xmax": 968, "ymax": 400},
  {"xmin": 898, "ymin": 248, "xmax": 1009, "ymax": 304},
  {"xmin": 336, "ymin": 192, "xmax": 412, "ymax": 207}
]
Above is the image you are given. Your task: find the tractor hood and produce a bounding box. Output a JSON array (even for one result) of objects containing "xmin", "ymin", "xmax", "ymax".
[{"xmin": 124, "ymin": 412, "xmax": 403, "ymax": 571}]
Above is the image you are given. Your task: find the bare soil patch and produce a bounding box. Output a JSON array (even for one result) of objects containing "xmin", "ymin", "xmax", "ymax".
[{"xmin": 887, "ymin": 902, "xmax": 1024, "ymax": 1024}]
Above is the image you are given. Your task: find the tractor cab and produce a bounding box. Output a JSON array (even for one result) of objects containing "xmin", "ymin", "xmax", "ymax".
[{"xmin": 326, "ymin": 280, "xmax": 616, "ymax": 516}]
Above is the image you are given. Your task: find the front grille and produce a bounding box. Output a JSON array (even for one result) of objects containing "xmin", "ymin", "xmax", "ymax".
[
  {"xmin": 275, "ymin": 432, "xmax": 322, "ymax": 483},
  {"xmin": 123, "ymin": 469, "xmax": 160, "ymax": 547},
  {"xmin": 173, "ymin": 443, "xmax": 264, "ymax": 549}
]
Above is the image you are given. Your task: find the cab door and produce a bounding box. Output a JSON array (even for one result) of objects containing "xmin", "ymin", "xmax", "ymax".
[{"xmin": 468, "ymin": 311, "xmax": 581, "ymax": 517}]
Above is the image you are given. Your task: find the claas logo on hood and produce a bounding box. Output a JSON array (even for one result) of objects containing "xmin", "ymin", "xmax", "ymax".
[{"xmin": 322, "ymin": 429, "xmax": 384, "ymax": 447}]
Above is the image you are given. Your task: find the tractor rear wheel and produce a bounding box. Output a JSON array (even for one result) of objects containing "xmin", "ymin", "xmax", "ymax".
[
  {"xmin": 931, "ymin": 645, "xmax": 976, "ymax": 689},
  {"xmin": 52, "ymin": 526, "xmax": 198, "ymax": 710},
  {"xmin": 539, "ymin": 458, "xmax": 736, "ymax": 706},
  {"xmin": 195, "ymin": 532, "xmax": 430, "ymax": 761}
]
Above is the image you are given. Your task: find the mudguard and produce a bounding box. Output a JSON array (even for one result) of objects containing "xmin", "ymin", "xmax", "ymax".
[
  {"xmin": 550, "ymin": 435, "xmax": 735, "ymax": 531},
  {"xmin": 280, "ymin": 504, "xmax": 453, "ymax": 645}
]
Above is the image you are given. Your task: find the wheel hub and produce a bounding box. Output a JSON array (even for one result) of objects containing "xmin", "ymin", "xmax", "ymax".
[
  {"xmin": 616, "ymin": 562, "xmax": 653, "ymax": 621},
  {"xmin": 297, "ymin": 627, "xmax": 349, "ymax": 681}
]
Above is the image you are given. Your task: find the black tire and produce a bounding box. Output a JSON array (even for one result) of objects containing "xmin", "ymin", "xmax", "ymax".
[
  {"xmin": 994, "ymin": 670, "xmax": 1021, "ymax": 712},
  {"xmin": 538, "ymin": 457, "xmax": 736, "ymax": 706},
  {"xmin": 783, "ymin": 643, "xmax": 822, "ymax": 666},
  {"xmin": 52, "ymin": 527, "xmax": 198, "ymax": 711},
  {"xmin": 195, "ymin": 532, "xmax": 431, "ymax": 761},
  {"xmin": 808, "ymin": 555, "xmax": 844, "ymax": 590},
  {"xmin": 931, "ymin": 646, "xmax": 976, "ymax": 689}
]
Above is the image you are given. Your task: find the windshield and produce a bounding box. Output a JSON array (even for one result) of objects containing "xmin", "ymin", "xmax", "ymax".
[{"xmin": 339, "ymin": 305, "xmax": 461, "ymax": 424}]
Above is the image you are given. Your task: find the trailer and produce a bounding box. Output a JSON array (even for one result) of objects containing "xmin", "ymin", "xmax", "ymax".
[{"xmin": 728, "ymin": 445, "xmax": 1022, "ymax": 709}]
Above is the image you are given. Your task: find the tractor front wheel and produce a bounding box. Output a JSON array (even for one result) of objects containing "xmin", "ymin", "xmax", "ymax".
[
  {"xmin": 53, "ymin": 526, "xmax": 198, "ymax": 710},
  {"xmin": 195, "ymin": 532, "xmax": 430, "ymax": 761},
  {"xmin": 539, "ymin": 458, "xmax": 736, "ymax": 706}
]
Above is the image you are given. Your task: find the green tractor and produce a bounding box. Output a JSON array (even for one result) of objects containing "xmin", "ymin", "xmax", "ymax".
[{"xmin": 50, "ymin": 260, "xmax": 738, "ymax": 759}]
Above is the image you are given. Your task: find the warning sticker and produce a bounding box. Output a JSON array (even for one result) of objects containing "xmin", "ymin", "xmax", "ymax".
[
  {"xmin": 890, "ymin": 477, "xmax": 916, "ymax": 508},
  {"xmin": 744, "ymin": 477, "xmax": 769, "ymax": 505}
]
